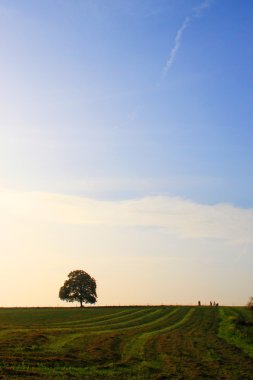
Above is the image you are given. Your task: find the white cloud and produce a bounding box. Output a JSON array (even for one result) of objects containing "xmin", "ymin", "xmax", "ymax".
[
  {"xmin": 0, "ymin": 190, "xmax": 252, "ymax": 306},
  {"xmin": 1, "ymin": 191, "xmax": 252, "ymax": 244}
]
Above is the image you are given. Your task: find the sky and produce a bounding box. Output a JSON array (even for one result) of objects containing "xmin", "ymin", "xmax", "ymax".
[{"xmin": 0, "ymin": 0, "xmax": 252, "ymax": 307}]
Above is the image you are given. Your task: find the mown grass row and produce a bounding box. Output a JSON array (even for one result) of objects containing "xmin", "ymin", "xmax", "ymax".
[
  {"xmin": 0, "ymin": 306, "xmax": 191, "ymax": 379},
  {"xmin": 0, "ymin": 306, "xmax": 253, "ymax": 379},
  {"xmin": 218, "ymin": 306, "xmax": 253, "ymax": 358},
  {"xmin": 122, "ymin": 307, "xmax": 193, "ymax": 360}
]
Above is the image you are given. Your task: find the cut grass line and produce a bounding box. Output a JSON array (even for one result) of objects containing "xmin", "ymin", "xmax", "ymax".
[
  {"xmin": 122, "ymin": 307, "xmax": 195, "ymax": 361},
  {"xmin": 0, "ymin": 307, "xmax": 127, "ymax": 328},
  {"xmin": 8, "ymin": 308, "xmax": 166, "ymax": 334},
  {"xmin": 95, "ymin": 307, "xmax": 180, "ymax": 334},
  {"xmin": 38, "ymin": 309, "xmax": 177, "ymax": 353},
  {"xmin": 41, "ymin": 308, "xmax": 170, "ymax": 334},
  {"xmin": 1, "ymin": 308, "xmax": 161, "ymax": 337},
  {"xmin": 218, "ymin": 307, "xmax": 253, "ymax": 358},
  {"xmin": 42, "ymin": 307, "xmax": 150, "ymax": 328},
  {"xmin": 50, "ymin": 307, "xmax": 157, "ymax": 328},
  {"xmin": 41, "ymin": 309, "xmax": 173, "ymax": 352},
  {"xmin": 1, "ymin": 307, "xmax": 253, "ymax": 379},
  {"xmin": 95, "ymin": 308, "xmax": 167, "ymax": 331}
]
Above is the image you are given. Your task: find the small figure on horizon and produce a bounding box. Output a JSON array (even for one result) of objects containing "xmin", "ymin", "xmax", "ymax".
[{"xmin": 198, "ymin": 301, "xmax": 201, "ymax": 306}]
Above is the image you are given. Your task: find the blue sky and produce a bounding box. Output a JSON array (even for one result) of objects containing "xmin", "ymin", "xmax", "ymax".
[{"xmin": 0, "ymin": 0, "xmax": 252, "ymax": 306}]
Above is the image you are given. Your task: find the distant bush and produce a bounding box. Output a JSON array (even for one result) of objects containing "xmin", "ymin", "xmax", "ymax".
[{"xmin": 247, "ymin": 297, "xmax": 253, "ymax": 312}]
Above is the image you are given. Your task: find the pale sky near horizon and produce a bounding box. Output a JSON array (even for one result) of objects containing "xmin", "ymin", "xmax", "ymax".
[{"xmin": 0, "ymin": 0, "xmax": 252, "ymax": 307}]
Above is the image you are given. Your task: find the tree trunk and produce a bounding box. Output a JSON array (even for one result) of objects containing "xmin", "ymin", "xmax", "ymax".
[{"xmin": 80, "ymin": 300, "xmax": 83, "ymax": 307}]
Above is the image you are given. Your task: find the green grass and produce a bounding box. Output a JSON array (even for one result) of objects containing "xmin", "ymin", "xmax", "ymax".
[
  {"xmin": 218, "ymin": 306, "xmax": 253, "ymax": 358},
  {"xmin": 0, "ymin": 306, "xmax": 253, "ymax": 379}
]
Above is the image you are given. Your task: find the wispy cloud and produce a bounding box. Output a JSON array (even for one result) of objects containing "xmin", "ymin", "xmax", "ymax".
[
  {"xmin": 194, "ymin": 0, "xmax": 214, "ymax": 17},
  {"xmin": 163, "ymin": 0, "xmax": 214, "ymax": 77},
  {"xmin": 1, "ymin": 191, "xmax": 252, "ymax": 244}
]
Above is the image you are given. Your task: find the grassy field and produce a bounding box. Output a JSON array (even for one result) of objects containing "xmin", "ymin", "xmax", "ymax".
[{"xmin": 0, "ymin": 306, "xmax": 253, "ymax": 379}]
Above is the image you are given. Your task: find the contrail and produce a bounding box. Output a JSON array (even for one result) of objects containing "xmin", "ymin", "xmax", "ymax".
[
  {"xmin": 163, "ymin": 0, "xmax": 214, "ymax": 78},
  {"xmin": 163, "ymin": 17, "xmax": 190, "ymax": 76}
]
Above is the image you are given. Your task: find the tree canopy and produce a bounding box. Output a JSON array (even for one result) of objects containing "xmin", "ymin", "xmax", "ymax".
[{"xmin": 59, "ymin": 270, "xmax": 97, "ymax": 307}]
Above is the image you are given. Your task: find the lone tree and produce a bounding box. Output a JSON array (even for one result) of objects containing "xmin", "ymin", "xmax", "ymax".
[{"xmin": 59, "ymin": 270, "xmax": 97, "ymax": 307}]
